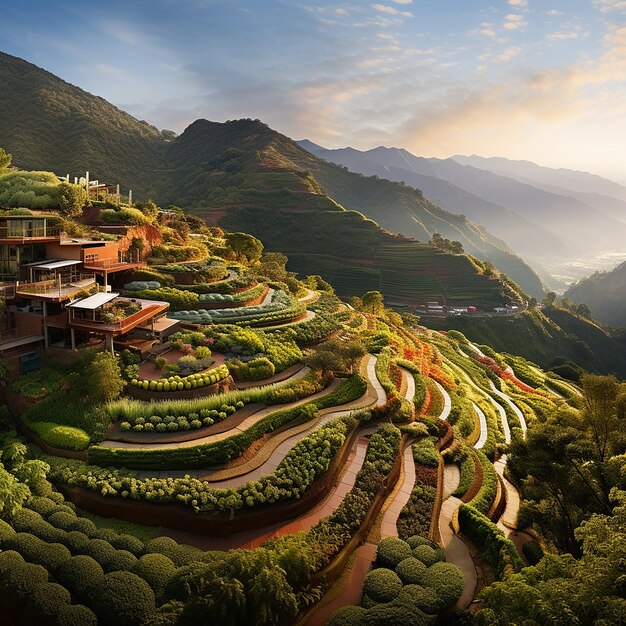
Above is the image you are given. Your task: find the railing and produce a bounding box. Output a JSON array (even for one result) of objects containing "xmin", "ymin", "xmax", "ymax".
[
  {"xmin": 69, "ymin": 304, "xmax": 167, "ymax": 334},
  {"xmin": 0, "ymin": 326, "xmax": 42, "ymax": 345},
  {"xmin": 0, "ymin": 226, "xmax": 63, "ymax": 239},
  {"xmin": 16, "ymin": 274, "xmax": 96, "ymax": 297},
  {"xmin": 0, "ymin": 283, "xmax": 16, "ymax": 298}
]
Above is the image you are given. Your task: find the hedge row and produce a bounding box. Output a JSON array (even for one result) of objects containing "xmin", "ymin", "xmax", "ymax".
[
  {"xmin": 129, "ymin": 365, "xmax": 229, "ymax": 392},
  {"xmin": 23, "ymin": 420, "xmax": 91, "ymax": 451},
  {"xmin": 457, "ymin": 504, "xmax": 523, "ymax": 579}
]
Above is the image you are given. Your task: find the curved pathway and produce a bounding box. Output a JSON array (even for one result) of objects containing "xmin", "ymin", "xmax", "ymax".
[
  {"xmin": 433, "ymin": 380, "xmax": 452, "ymax": 421},
  {"xmin": 380, "ymin": 444, "xmax": 416, "ymax": 538},
  {"xmin": 401, "ymin": 368, "xmax": 416, "ymax": 403},
  {"xmin": 298, "ymin": 289, "xmax": 320, "ymax": 304},
  {"xmin": 162, "ymin": 425, "xmax": 380, "ymax": 551},
  {"xmin": 488, "ymin": 380, "xmax": 527, "ymax": 436},
  {"xmin": 202, "ymin": 356, "xmax": 386, "ymax": 487},
  {"xmin": 485, "ymin": 386, "xmax": 511, "ymax": 444},
  {"xmin": 472, "ymin": 402, "xmax": 488, "ymax": 450},
  {"xmin": 438, "ymin": 464, "xmax": 477, "ymax": 610},
  {"xmin": 368, "ymin": 355, "xmax": 387, "ymax": 405}
]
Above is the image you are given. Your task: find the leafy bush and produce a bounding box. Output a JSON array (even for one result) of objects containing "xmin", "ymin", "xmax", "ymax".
[
  {"xmin": 412, "ymin": 545, "xmax": 443, "ymax": 567},
  {"xmin": 129, "ymin": 364, "xmax": 229, "ymax": 394},
  {"xmin": 458, "ymin": 504, "xmax": 523, "ymax": 579},
  {"xmin": 23, "ymin": 420, "xmax": 90, "ymax": 450},
  {"xmin": 412, "ymin": 439, "xmax": 439, "ymax": 468},
  {"xmin": 88, "ymin": 570, "xmax": 156, "ymax": 626},
  {"xmin": 376, "ymin": 537, "xmax": 413, "ymax": 569},
  {"xmin": 420, "ymin": 562, "xmax": 464, "ymax": 610},
  {"xmin": 23, "ymin": 581, "xmax": 71, "ymax": 624},
  {"xmin": 363, "ymin": 568, "xmax": 404, "ymax": 603},
  {"xmin": 56, "ymin": 555, "xmax": 105, "ymax": 602},
  {"xmin": 131, "ymin": 553, "xmax": 177, "ymax": 597},
  {"xmin": 395, "ymin": 557, "xmax": 427, "ymax": 584},
  {"xmin": 522, "ymin": 540, "xmax": 544, "ymax": 565},
  {"xmin": 327, "ymin": 605, "xmax": 367, "ymax": 626},
  {"xmin": 55, "ymin": 603, "xmax": 98, "ymax": 626}
]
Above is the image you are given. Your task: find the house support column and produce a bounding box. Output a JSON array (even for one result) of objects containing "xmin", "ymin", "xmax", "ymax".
[
  {"xmin": 70, "ymin": 328, "xmax": 76, "ymax": 351},
  {"xmin": 105, "ymin": 333, "xmax": 114, "ymax": 354},
  {"xmin": 42, "ymin": 301, "xmax": 49, "ymax": 349}
]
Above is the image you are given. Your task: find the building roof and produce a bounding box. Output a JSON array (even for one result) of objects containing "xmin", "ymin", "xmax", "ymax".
[
  {"xmin": 150, "ymin": 317, "xmax": 180, "ymax": 333},
  {"xmin": 34, "ymin": 260, "xmax": 83, "ymax": 270},
  {"xmin": 20, "ymin": 258, "xmax": 63, "ymax": 267},
  {"xmin": 68, "ymin": 292, "xmax": 119, "ymax": 310}
]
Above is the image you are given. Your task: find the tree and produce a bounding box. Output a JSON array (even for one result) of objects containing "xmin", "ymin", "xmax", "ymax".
[
  {"xmin": 362, "ymin": 291, "xmax": 384, "ymax": 315},
  {"xmin": 225, "ymin": 232, "xmax": 264, "ymax": 264},
  {"xmin": 57, "ymin": 182, "xmax": 87, "ymax": 217},
  {"xmin": 305, "ymin": 338, "xmax": 365, "ymax": 373},
  {"xmin": 83, "ymin": 352, "xmax": 124, "ymax": 403},
  {"xmin": 543, "ymin": 292, "xmax": 557, "ymax": 307},
  {"xmin": 135, "ymin": 199, "xmax": 159, "ymax": 221},
  {"xmin": 576, "ymin": 303, "xmax": 592, "ymax": 319},
  {"xmin": 0, "ymin": 147, "xmax": 11, "ymax": 170},
  {"xmin": 252, "ymin": 252, "xmax": 289, "ymax": 282}
]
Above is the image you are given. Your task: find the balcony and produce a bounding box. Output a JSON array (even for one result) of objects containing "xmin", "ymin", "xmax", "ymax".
[
  {"xmin": 0, "ymin": 225, "xmax": 63, "ymax": 243},
  {"xmin": 0, "ymin": 326, "xmax": 44, "ymax": 350},
  {"xmin": 83, "ymin": 257, "xmax": 145, "ymax": 273},
  {"xmin": 68, "ymin": 297, "xmax": 170, "ymax": 336},
  {"xmin": 16, "ymin": 274, "xmax": 97, "ymax": 302}
]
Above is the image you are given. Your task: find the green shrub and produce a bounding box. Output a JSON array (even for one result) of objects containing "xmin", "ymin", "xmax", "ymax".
[
  {"xmin": 145, "ymin": 536, "xmax": 202, "ymax": 567},
  {"xmin": 395, "ymin": 557, "xmax": 427, "ymax": 584},
  {"xmin": 23, "ymin": 581, "xmax": 71, "ymax": 624},
  {"xmin": 327, "ymin": 605, "xmax": 367, "ymax": 626},
  {"xmin": 0, "ymin": 517, "xmax": 15, "ymax": 543},
  {"xmin": 109, "ymin": 532, "xmax": 145, "ymax": 556},
  {"xmin": 65, "ymin": 530, "xmax": 91, "ymax": 553},
  {"xmin": 421, "ymin": 562, "xmax": 464, "ymax": 610},
  {"xmin": 412, "ymin": 439, "xmax": 439, "ymax": 468},
  {"xmin": 522, "ymin": 540, "xmax": 544, "ymax": 565},
  {"xmin": 0, "ymin": 559, "xmax": 49, "ymax": 605},
  {"xmin": 11, "ymin": 507, "xmax": 66, "ymax": 543},
  {"xmin": 0, "ymin": 549, "xmax": 24, "ymax": 574},
  {"xmin": 412, "ymin": 545, "xmax": 443, "ymax": 567},
  {"xmin": 4, "ymin": 532, "xmax": 71, "ymax": 572},
  {"xmin": 56, "ymin": 555, "xmax": 105, "ymax": 602},
  {"xmin": 24, "ymin": 420, "xmax": 90, "ymax": 450},
  {"xmin": 89, "ymin": 570, "xmax": 157, "ymax": 626},
  {"xmin": 376, "ymin": 537, "xmax": 414, "ymax": 569},
  {"xmin": 363, "ymin": 568, "xmax": 404, "ymax": 603},
  {"xmin": 131, "ymin": 553, "xmax": 177, "ymax": 597},
  {"xmin": 406, "ymin": 535, "xmax": 432, "ymax": 550},
  {"xmin": 457, "ymin": 504, "xmax": 523, "ymax": 579},
  {"xmin": 54, "ymin": 603, "xmax": 98, "ymax": 626},
  {"xmin": 363, "ymin": 603, "xmax": 435, "ymax": 625},
  {"xmin": 396, "ymin": 584, "xmax": 441, "ymax": 614}
]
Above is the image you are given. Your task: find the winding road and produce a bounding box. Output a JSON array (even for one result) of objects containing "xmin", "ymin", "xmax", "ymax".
[{"xmin": 433, "ymin": 380, "xmax": 452, "ymax": 421}]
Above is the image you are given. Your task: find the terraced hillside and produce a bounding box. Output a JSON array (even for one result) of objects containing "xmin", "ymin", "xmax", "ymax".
[
  {"xmin": 2, "ymin": 218, "xmax": 588, "ymax": 625},
  {"xmin": 0, "ymin": 52, "xmax": 544, "ymax": 302}
]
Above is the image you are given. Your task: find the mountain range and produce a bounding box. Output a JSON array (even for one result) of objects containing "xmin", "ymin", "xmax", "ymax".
[
  {"xmin": 299, "ymin": 141, "xmax": 626, "ymax": 289},
  {"xmin": 0, "ymin": 50, "xmax": 542, "ymax": 303}
]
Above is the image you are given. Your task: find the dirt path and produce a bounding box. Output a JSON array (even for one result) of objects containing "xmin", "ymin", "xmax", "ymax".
[
  {"xmin": 489, "ymin": 380, "xmax": 527, "ymax": 435},
  {"xmin": 472, "ymin": 402, "xmax": 488, "ymax": 450},
  {"xmin": 433, "ymin": 380, "xmax": 452, "ymax": 421},
  {"xmin": 438, "ymin": 464, "xmax": 477, "ymax": 610}
]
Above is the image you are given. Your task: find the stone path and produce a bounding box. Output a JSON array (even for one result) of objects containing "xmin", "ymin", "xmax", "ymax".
[
  {"xmin": 401, "ymin": 367, "xmax": 416, "ymax": 403},
  {"xmin": 472, "ymin": 402, "xmax": 488, "ymax": 450},
  {"xmin": 368, "ymin": 356, "xmax": 387, "ymax": 405},
  {"xmin": 438, "ymin": 464, "xmax": 477, "ymax": 610},
  {"xmin": 433, "ymin": 380, "xmax": 452, "ymax": 420},
  {"xmin": 485, "ymin": 386, "xmax": 511, "ymax": 444},
  {"xmin": 162, "ymin": 426, "xmax": 378, "ymax": 551},
  {"xmin": 380, "ymin": 444, "xmax": 416, "ymax": 538},
  {"xmin": 489, "ymin": 380, "xmax": 527, "ymax": 435},
  {"xmin": 298, "ymin": 289, "xmax": 320, "ymax": 303}
]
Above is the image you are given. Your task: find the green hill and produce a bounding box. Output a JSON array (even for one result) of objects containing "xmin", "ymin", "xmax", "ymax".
[
  {"xmin": 0, "ymin": 51, "xmax": 542, "ymax": 305},
  {"xmin": 563, "ymin": 261, "xmax": 626, "ymax": 327},
  {"xmin": 423, "ymin": 306, "xmax": 626, "ymax": 377}
]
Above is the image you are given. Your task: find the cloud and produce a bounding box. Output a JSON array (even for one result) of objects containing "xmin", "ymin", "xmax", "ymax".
[
  {"xmin": 508, "ymin": 0, "xmax": 528, "ymax": 6},
  {"xmin": 481, "ymin": 28, "xmax": 496, "ymax": 37},
  {"xmin": 593, "ymin": 0, "xmax": 626, "ymax": 12},
  {"xmin": 503, "ymin": 13, "xmax": 527, "ymax": 30},
  {"xmin": 545, "ymin": 9, "xmax": 563, "ymax": 15},
  {"xmin": 391, "ymin": 0, "xmax": 413, "ymax": 3},
  {"xmin": 496, "ymin": 46, "xmax": 522, "ymax": 61},
  {"xmin": 547, "ymin": 31, "xmax": 581, "ymax": 41},
  {"xmin": 371, "ymin": 3, "xmax": 412, "ymax": 17}
]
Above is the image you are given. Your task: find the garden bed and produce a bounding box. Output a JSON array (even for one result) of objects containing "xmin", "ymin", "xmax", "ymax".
[{"xmin": 125, "ymin": 375, "xmax": 234, "ymax": 401}]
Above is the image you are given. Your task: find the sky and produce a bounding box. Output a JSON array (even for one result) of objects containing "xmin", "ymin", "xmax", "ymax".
[{"xmin": 1, "ymin": 0, "xmax": 625, "ymax": 181}]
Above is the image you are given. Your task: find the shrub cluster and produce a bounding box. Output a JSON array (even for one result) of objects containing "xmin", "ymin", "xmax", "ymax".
[
  {"xmin": 129, "ymin": 365, "xmax": 229, "ymax": 393},
  {"xmin": 329, "ymin": 536, "xmax": 464, "ymax": 625},
  {"xmin": 23, "ymin": 420, "xmax": 90, "ymax": 451}
]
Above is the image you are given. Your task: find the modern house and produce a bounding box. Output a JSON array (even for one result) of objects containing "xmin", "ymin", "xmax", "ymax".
[{"xmin": 0, "ymin": 214, "xmax": 175, "ymax": 372}]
